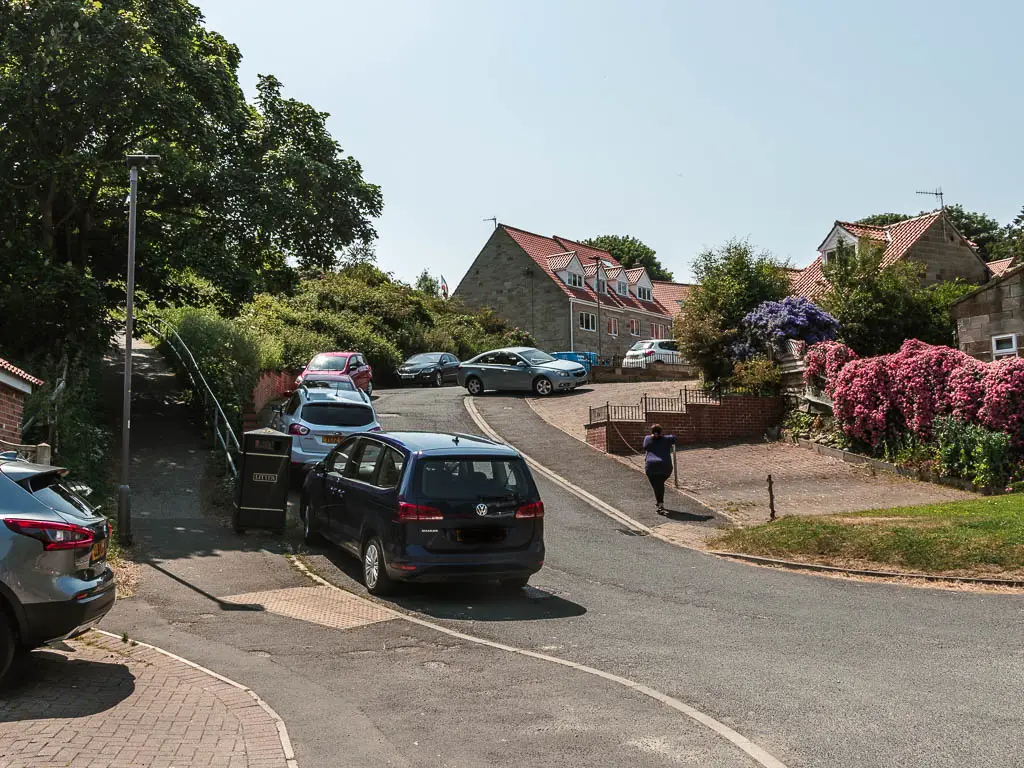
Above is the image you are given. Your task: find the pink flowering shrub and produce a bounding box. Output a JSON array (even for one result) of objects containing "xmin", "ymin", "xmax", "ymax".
[
  {"xmin": 831, "ymin": 357, "xmax": 897, "ymax": 446},
  {"xmin": 816, "ymin": 339, "xmax": 1024, "ymax": 450},
  {"xmin": 803, "ymin": 341, "xmax": 859, "ymax": 397},
  {"xmin": 979, "ymin": 358, "xmax": 1024, "ymax": 444}
]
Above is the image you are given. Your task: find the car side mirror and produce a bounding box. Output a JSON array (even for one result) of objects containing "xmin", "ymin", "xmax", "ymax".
[{"xmin": 516, "ymin": 361, "xmax": 528, "ymax": 368}]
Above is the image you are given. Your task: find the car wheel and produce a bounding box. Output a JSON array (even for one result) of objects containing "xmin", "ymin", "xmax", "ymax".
[
  {"xmin": 499, "ymin": 577, "xmax": 530, "ymax": 591},
  {"xmin": 434, "ymin": 371, "xmax": 443, "ymax": 388},
  {"xmin": 533, "ymin": 377, "xmax": 554, "ymax": 396},
  {"xmin": 0, "ymin": 612, "xmax": 16, "ymax": 684},
  {"xmin": 301, "ymin": 499, "xmax": 322, "ymax": 545},
  {"xmin": 363, "ymin": 537, "xmax": 396, "ymax": 596},
  {"xmin": 466, "ymin": 376, "xmax": 483, "ymax": 396}
]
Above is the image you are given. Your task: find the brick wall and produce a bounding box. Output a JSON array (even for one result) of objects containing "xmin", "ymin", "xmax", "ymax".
[
  {"xmin": 906, "ymin": 218, "xmax": 990, "ymax": 287},
  {"xmin": 242, "ymin": 370, "xmax": 298, "ymax": 432},
  {"xmin": 585, "ymin": 395, "xmax": 785, "ymax": 454},
  {"xmin": 0, "ymin": 383, "xmax": 25, "ymax": 444},
  {"xmin": 953, "ymin": 271, "xmax": 1024, "ymax": 361}
]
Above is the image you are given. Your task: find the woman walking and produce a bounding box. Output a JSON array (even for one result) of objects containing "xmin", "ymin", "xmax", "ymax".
[{"xmin": 643, "ymin": 424, "xmax": 676, "ymax": 515}]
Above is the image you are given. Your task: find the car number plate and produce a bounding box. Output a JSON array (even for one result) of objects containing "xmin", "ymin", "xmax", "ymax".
[
  {"xmin": 321, "ymin": 435, "xmax": 343, "ymax": 444},
  {"xmin": 90, "ymin": 539, "xmax": 107, "ymax": 563}
]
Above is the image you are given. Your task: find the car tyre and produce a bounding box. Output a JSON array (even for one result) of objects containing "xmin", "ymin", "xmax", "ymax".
[
  {"xmin": 434, "ymin": 371, "xmax": 443, "ymax": 388},
  {"xmin": 301, "ymin": 499, "xmax": 322, "ymax": 545},
  {"xmin": 363, "ymin": 537, "xmax": 396, "ymax": 596},
  {"xmin": 465, "ymin": 376, "xmax": 483, "ymax": 396},
  {"xmin": 533, "ymin": 377, "xmax": 554, "ymax": 396},
  {"xmin": 0, "ymin": 612, "xmax": 16, "ymax": 684}
]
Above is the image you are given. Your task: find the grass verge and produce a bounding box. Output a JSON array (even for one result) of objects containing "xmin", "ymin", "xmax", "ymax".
[{"xmin": 711, "ymin": 495, "xmax": 1024, "ymax": 578}]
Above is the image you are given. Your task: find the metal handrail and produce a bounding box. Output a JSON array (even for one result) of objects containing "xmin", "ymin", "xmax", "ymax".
[{"xmin": 137, "ymin": 316, "xmax": 240, "ymax": 477}]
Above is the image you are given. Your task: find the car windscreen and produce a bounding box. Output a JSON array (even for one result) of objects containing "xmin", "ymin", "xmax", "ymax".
[
  {"xmin": 22, "ymin": 474, "xmax": 97, "ymax": 521},
  {"xmin": 300, "ymin": 403, "xmax": 374, "ymax": 427},
  {"xmin": 303, "ymin": 379, "xmax": 356, "ymax": 391},
  {"xmin": 308, "ymin": 354, "xmax": 348, "ymax": 371},
  {"xmin": 519, "ymin": 349, "xmax": 554, "ymax": 364},
  {"xmin": 407, "ymin": 354, "xmax": 443, "ymax": 364},
  {"xmin": 413, "ymin": 457, "xmax": 534, "ymax": 501},
  {"xmin": 630, "ymin": 341, "xmax": 655, "ymax": 351}
]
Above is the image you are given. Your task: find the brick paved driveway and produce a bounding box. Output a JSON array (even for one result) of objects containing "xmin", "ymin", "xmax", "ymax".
[{"xmin": 0, "ymin": 631, "xmax": 291, "ymax": 768}]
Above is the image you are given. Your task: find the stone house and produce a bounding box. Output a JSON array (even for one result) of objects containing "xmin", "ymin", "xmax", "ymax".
[
  {"xmin": 951, "ymin": 263, "xmax": 1024, "ymax": 361},
  {"xmin": 0, "ymin": 357, "xmax": 43, "ymax": 445},
  {"xmin": 791, "ymin": 210, "xmax": 992, "ymax": 300},
  {"xmin": 454, "ymin": 224, "xmax": 692, "ymax": 359}
]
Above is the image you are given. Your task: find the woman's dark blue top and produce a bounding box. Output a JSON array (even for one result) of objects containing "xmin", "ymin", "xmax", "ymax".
[{"xmin": 643, "ymin": 434, "xmax": 676, "ymax": 474}]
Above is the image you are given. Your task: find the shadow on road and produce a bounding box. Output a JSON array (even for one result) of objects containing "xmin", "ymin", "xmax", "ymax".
[
  {"xmin": 314, "ymin": 548, "xmax": 587, "ymax": 622},
  {"xmin": 0, "ymin": 650, "xmax": 135, "ymax": 721},
  {"xmin": 661, "ymin": 508, "xmax": 715, "ymax": 522}
]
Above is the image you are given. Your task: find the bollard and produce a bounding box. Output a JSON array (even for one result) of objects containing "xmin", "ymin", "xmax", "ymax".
[{"xmin": 767, "ymin": 473, "xmax": 776, "ymax": 521}]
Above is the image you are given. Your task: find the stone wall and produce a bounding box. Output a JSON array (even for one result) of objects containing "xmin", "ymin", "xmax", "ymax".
[
  {"xmin": 0, "ymin": 383, "xmax": 25, "ymax": 444},
  {"xmin": 953, "ymin": 270, "xmax": 1024, "ymax": 360},
  {"xmin": 906, "ymin": 218, "xmax": 990, "ymax": 286},
  {"xmin": 585, "ymin": 395, "xmax": 785, "ymax": 455}
]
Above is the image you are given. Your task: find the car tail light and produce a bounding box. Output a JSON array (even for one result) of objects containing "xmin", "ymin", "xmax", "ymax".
[
  {"xmin": 644, "ymin": 349, "xmax": 654, "ymax": 356},
  {"xmin": 515, "ymin": 501, "xmax": 545, "ymax": 519},
  {"xmin": 288, "ymin": 423, "xmax": 310, "ymax": 436},
  {"xmin": 397, "ymin": 502, "xmax": 443, "ymax": 521},
  {"xmin": 369, "ymin": 426, "xmax": 383, "ymax": 433},
  {"xmin": 4, "ymin": 518, "xmax": 95, "ymax": 550}
]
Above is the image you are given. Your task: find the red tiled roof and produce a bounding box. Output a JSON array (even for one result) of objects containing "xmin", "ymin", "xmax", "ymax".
[
  {"xmin": 793, "ymin": 211, "xmax": 948, "ymax": 300},
  {"xmin": 500, "ymin": 224, "xmax": 671, "ymax": 316},
  {"xmin": 624, "ymin": 267, "xmax": 646, "ymax": 284},
  {"xmin": 986, "ymin": 258, "xmax": 1014, "ymax": 277},
  {"xmin": 552, "ymin": 237, "xmax": 622, "ymax": 269},
  {"xmin": 0, "ymin": 357, "xmax": 43, "ymax": 387},
  {"xmin": 651, "ymin": 281, "xmax": 693, "ymax": 318},
  {"xmin": 547, "ymin": 252, "xmax": 576, "ymax": 272}
]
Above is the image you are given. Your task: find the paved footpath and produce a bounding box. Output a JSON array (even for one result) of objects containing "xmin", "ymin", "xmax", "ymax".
[{"xmin": 0, "ymin": 632, "xmax": 290, "ymax": 768}]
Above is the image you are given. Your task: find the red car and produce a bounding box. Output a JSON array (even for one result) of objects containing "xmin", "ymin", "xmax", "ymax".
[{"xmin": 296, "ymin": 352, "xmax": 374, "ymax": 395}]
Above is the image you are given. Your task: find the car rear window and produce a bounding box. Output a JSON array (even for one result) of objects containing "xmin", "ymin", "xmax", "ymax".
[
  {"xmin": 630, "ymin": 341, "xmax": 655, "ymax": 351},
  {"xmin": 308, "ymin": 354, "xmax": 348, "ymax": 371},
  {"xmin": 413, "ymin": 457, "xmax": 533, "ymax": 500},
  {"xmin": 304, "ymin": 379, "xmax": 356, "ymax": 391},
  {"xmin": 300, "ymin": 403, "xmax": 374, "ymax": 427},
  {"xmin": 23, "ymin": 474, "xmax": 96, "ymax": 521}
]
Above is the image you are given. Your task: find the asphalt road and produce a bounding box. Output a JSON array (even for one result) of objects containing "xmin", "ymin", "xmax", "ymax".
[{"xmin": 298, "ymin": 384, "xmax": 1024, "ymax": 768}]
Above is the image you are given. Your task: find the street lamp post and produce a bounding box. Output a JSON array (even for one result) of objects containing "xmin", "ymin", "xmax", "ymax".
[{"xmin": 118, "ymin": 154, "xmax": 159, "ymax": 547}]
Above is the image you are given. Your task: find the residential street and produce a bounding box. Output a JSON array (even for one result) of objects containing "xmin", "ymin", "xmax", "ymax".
[{"xmin": 6, "ymin": 353, "xmax": 1022, "ymax": 767}]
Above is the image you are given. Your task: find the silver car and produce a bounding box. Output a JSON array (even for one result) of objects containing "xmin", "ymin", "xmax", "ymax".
[
  {"xmin": 623, "ymin": 339, "xmax": 684, "ymax": 368},
  {"xmin": 0, "ymin": 455, "xmax": 115, "ymax": 681},
  {"xmin": 271, "ymin": 388, "xmax": 382, "ymax": 471},
  {"xmin": 457, "ymin": 347, "xmax": 589, "ymax": 396}
]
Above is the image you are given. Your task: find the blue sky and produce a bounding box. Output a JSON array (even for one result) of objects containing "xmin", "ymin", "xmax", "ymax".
[{"xmin": 195, "ymin": 0, "xmax": 1022, "ymax": 285}]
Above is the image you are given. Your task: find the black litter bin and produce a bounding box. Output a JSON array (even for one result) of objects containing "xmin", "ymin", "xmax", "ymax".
[{"xmin": 233, "ymin": 427, "xmax": 290, "ymax": 534}]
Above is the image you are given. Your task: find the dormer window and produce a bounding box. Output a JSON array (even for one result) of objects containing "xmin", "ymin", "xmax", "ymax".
[
  {"xmin": 823, "ymin": 249, "xmax": 837, "ymax": 264},
  {"xmin": 617, "ymin": 281, "xmax": 627, "ymax": 296},
  {"xmin": 596, "ymin": 278, "xmax": 606, "ymax": 294},
  {"xmin": 566, "ymin": 272, "xmax": 584, "ymax": 288},
  {"xmin": 637, "ymin": 286, "xmax": 652, "ymax": 302}
]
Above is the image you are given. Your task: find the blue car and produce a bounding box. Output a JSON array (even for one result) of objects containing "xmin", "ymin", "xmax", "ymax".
[{"xmin": 300, "ymin": 432, "xmax": 545, "ymax": 595}]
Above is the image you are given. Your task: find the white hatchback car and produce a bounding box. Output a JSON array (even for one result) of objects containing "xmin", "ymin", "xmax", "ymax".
[
  {"xmin": 623, "ymin": 340, "xmax": 684, "ymax": 368},
  {"xmin": 271, "ymin": 388, "xmax": 382, "ymax": 471}
]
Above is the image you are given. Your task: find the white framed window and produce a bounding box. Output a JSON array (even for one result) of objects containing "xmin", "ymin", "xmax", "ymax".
[
  {"xmin": 607, "ymin": 317, "xmax": 618, "ymax": 337},
  {"xmin": 992, "ymin": 334, "xmax": 1018, "ymax": 359},
  {"xmin": 618, "ymin": 281, "xmax": 628, "ymax": 296},
  {"xmin": 637, "ymin": 286, "xmax": 652, "ymax": 302},
  {"xmin": 629, "ymin": 318, "xmax": 641, "ymax": 336},
  {"xmin": 650, "ymin": 323, "xmax": 667, "ymax": 339},
  {"xmin": 596, "ymin": 278, "xmax": 606, "ymax": 294},
  {"xmin": 823, "ymin": 249, "xmax": 837, "ymax": 264},
  {"xmin": 566, "ymin": 272, "xmax": 584, "ymax": 288},
  {"xmin": 579, "ymin": 312, "xmax": 596, "ymax": 332}
]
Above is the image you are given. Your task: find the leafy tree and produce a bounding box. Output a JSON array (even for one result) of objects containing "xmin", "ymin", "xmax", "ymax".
[
  {"xmin": 731, "ymin": 297, "xmax": 839, "ymax": 361},
  {"xmin": 856, "ymin": 213, "xmax": 911, "ymax": 227},
  {"xmin": 818, "ymin": 240, "xmax": 973, "ymax": 356},
  {"xmin": 582, "ymin": 234, "xmax": 673, "ymax": 280},
  {"xmin": 414, "ymin": 270, "xmax": 441, "ymax": 297},
  {"xmin": 674, "ymin": 239, "xmax": 791, "ymax": 380}
]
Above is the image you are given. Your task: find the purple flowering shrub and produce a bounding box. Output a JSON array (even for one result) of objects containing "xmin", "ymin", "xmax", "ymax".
[{"xmin": 732, "ymin": 297, "xmax": 839, "ymax": 361}]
